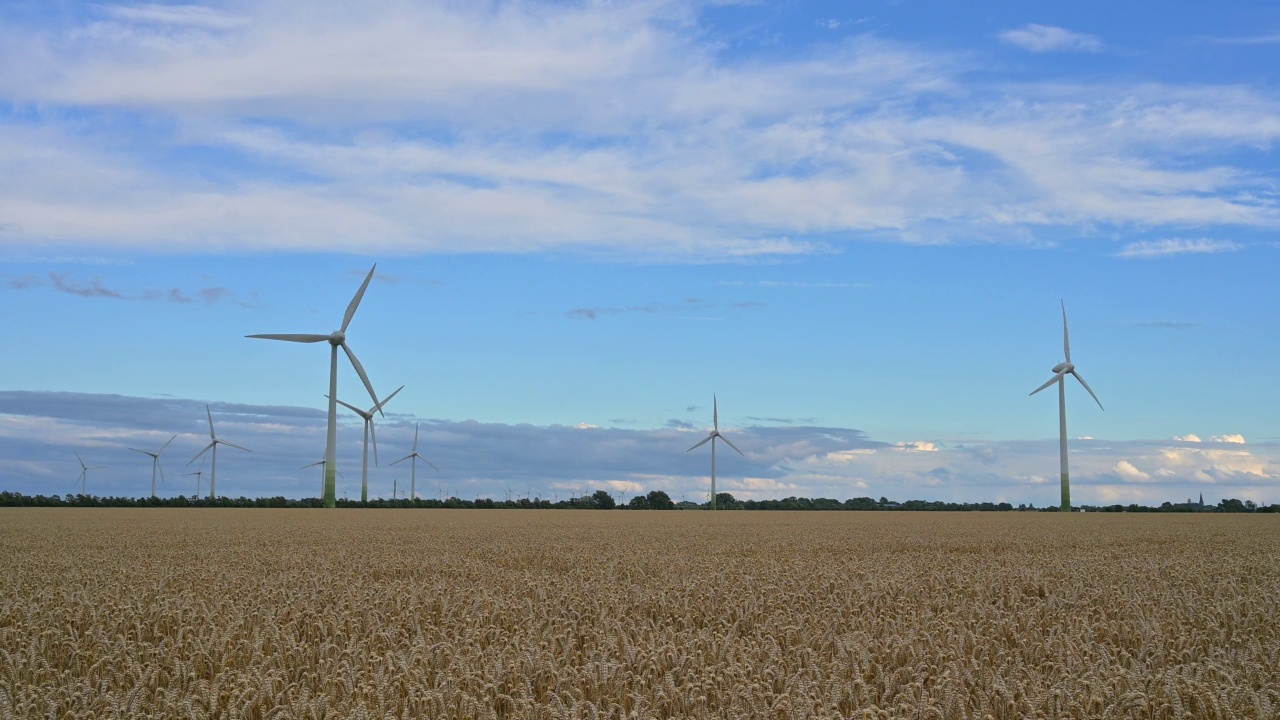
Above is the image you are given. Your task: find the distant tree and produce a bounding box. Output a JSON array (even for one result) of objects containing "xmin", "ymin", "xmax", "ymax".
[
  {"xmin": 645, "ymin": 490, "xmax": 675, "ymax": 510},
  {"xmin": 591, "ymin": 490, "xmax": 616, "ymax": 510},
  {"xmin": 714, "ymin": 492, "xmax": 739, "ymax": 510}
]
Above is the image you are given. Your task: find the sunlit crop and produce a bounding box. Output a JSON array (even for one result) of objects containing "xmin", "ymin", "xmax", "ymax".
[{"xmin": 1, "ymin": 509, "xmax": 1276, "ymax": 719}]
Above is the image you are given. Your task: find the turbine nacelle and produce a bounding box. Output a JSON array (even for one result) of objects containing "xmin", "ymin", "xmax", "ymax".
[
  {"xmin": 1052, "ymin": 361, "xmax": 1073, "ymax": 374},
  {"xmin": 329, "ymin": 330, "xmax": 346, "ymax": 346}
]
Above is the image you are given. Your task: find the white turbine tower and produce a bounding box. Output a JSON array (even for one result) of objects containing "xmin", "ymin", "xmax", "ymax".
[
  {"xmin": 129, "ymin": 435, "xmax": 177, "ymax": 498},
  {"xmin": 188, "ymin": 405, "xmax": 250, "ymax": 500},
  {"xmin": 333, "ymin": 384, "xmax": 404, "ymax": 504},
  {"xmin": 1030, "ymin": 301, "xmax": 1104, "ymax": 512},
  {"xmin": 247, "ymin": 264, "xmax": 381, "ymax": 509},
  {"xmin": 73, "ymin": 452, "xmax": 105, "ymax": 496},
  {"xmin": 390, "ymin": 423, "xmax": 437, "ymax": 501},
  {"xmin": 686, "ymin": 395, "xmax": 743, "ymax": 511}
]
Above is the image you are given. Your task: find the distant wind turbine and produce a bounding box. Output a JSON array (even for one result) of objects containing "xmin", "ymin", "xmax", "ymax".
[
  {"xmin": 390, "ymin": 423, "xmax": 437, "ymax": 500},
  {"xmin": 188, "ymin": 405, "xmax": 250, "ymax": 500},
  {"xmin": 183, "ymin": 466, "xmax": 206, "ymax": 498},
  {"xmin": 1030, "ymin": 301, "xmax": 1104, "ymax": 512},
  {"xmin": 129, "ymin": 435, "xmax": 177, "ymax": 498},
  {"xmin": 73, "ymin": 452, "xmax": 105, "ymax": 495},
  {"xmin": 303, "ymin": 459, "xmax": 344, "ymax": 498},
  {"xmin": 333, "ymin": 384, "xmax": 404, "ymax": 503},
  {"xmin": 247, "ymin": 264, "xmax": 381, "ymax": 509},
  {"xmin": 686, "ymin": 395, "xmax": 743, "ymax": 511}
]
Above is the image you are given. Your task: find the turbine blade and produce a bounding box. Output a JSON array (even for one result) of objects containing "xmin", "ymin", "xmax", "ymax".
[
  {"xmin": 389, "ymin": 454, "xmax": 412, "ymax": 466},
  {"xmin": 370, "ymin": 419, "xmax": 379, "ymax": 466},
  {"xmin": 421, "ymin": 456, "xmax": 440, "ymax": 472},
  {"xmin": 158, "ymin": 434, "xmax": 177, "ymax": 454},
  {"xmin": 335, "ymin": 398, "xmax": 365, "ymax": 416},
  {"xmin": 127, "ymin": 447, "xmax": 151, "ymax": 456},
  {"xmin": 189, "ymin": 442, "xmax": 214, "ymax": 464},
  {"xmin": 302, "ymin": 460, "xmax": 324, "ymax": 469},
  {"xmin": 413, "ymin": 423, "xmax": 420, "ymax": 451},
  {"xmin": 687, "ymin": 434, "xmax": 713, "ymax": 452},
  {"xmin": 245, "ymin": 333, "xmax": 330, "ymax": 343},
  {"xmin": 1029, "ymin": 373, "xmax": 1064, "ymax": 396},
  {"xmin": 75, "ymin": 451, "xmax": 86, "ymax": 469},
  {"xmin": 719, "ymin": 434, "xmax": 745, "ymax": 456},
  {"xmin": 158, "ymin": 460, "xmax": 166, "ymax": 484},
  {"xmin": 206, "ymin": 405, "xmax": 215, "ymax": 439},
  {"xmin": 220, "ymin": 440, "xmax": 252, "ymax": 453},
  {"xmin": 1071, "ymin": 371, "xmax": 1105, "ymax": 411},
  {"xmin": 1061, "ymin": 300, "xmax": 1071, "ymax": 363},
  {"xmin": 375, "ymin": 385, "xmax": 404, "ymax": 413},
  {"xmin": 341, "ymin": 264, "xmax": 376, "ymax": 333},
  {"xmin": 713, "ymin": 394, "xmax": 719, "ymax": 431},
  {"xmin": 341, "ymin": 343, "xmax": 380, "ymax": 410}
]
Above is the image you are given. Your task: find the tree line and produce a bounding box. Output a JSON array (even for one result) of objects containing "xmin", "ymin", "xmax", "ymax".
[{"xmin": 0, "ymin": 490, "xmax": 1275, "ymax": 512}]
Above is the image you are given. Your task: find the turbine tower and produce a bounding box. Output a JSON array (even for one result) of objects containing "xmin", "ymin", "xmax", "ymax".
[
  {"xmin": 390, "ymin": 423, "xmax": 437, "ymax": 500},
  {"xmin": 73, "ymin": 452, "xmax": 105, "ymax": 495},
  {"xmin": 1030, "ymin": 301, "xmax": 1104, "ymax": 512},
  {"xmin": 686, "ymin": 395, "xmax": 743, "ymax": 510},
  {"xmin": 333, "ymin": 384, "xmax": 404, "ymax": 503},
  {"xmin": 128, "ymin": 435, "xmax": 177, "ymax": 498},
  {"xmin": 247, "ymin": 264, "xmax": 381, "ymax": 509},
  {"xmin": 188, "ymin": 404, "xmax": 250, "ymax": 500}
]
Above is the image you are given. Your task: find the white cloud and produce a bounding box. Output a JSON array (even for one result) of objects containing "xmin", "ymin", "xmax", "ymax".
[
  {"xmin": 0, "ymin": 4, "xmax": 1276, "ymax": 257},
  {"xmin": 1175, "ymin": 434, "xmax": 1203, "ymax": 442},
  {"xmin": 1114, "ymin": 460, "xmax": 1151, "ymax": 481},
  {"xmin": 999, "ymin": 24, "xmax": 1103, "ymax": 53},
  {"xmin": 1211, "ymin": 434, "xmax": 1246, "ymax": 444},
  {"xmin": 1115, "ymin": 238, "xmax": 1243, "ymax": 259},
  {"xmin": 894, "ymin": 441, "xmax": 939, "ymax": 452}
]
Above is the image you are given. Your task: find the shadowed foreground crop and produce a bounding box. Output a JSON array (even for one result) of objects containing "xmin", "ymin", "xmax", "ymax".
[{"xmin": 1, "ymin": 510, "xmax": 1277, "ymax": 719}]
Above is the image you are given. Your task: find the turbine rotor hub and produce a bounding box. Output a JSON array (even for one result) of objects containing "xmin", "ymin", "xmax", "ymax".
[
  {"xmin": 329, "ymin": 331, "xmax": 346, "ymax": 346},
  {"xmin": 1053, "ymin": 361, "xmax": 1073, "ymax": 373}
]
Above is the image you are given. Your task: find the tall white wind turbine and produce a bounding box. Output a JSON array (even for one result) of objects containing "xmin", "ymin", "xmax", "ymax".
[
  {"xmin": 73, "ymin": 452, "xmax": 105, "ymax": 495},
  {"xmin": 188, "ymin": 405, "xmax": 250, "ymax": 500},
  {"xmin": 247, "ymin": 264, "xmax": 381, "ymax": 509},
  {"xmin": 686, "ymin": 395, "xmax": 743, "ymax": 511},
  {"xmin": 1030, "ymin": 301, "xmax": 1104, "ymax": 512},
  {"xmin": 129, "ymin": 435, "xmax": 177, "ymax": 498},
  {"xmin": 390, "ymin": 423, "xmax": 437, "ymax": 501},
  {"xmin": 333, "ymin": 384, "xmax": 404, "ymax": 503}
]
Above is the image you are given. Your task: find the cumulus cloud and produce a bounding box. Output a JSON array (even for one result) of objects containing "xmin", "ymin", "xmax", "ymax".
[
  {"xmin": 999, "ymin": 24, "xmax": 1103, "ymax": 53},
  {"xmin": 1114, "ymin": 460, "xmax": 1151, "ymax": 481},
  {"xmin": 895, "ymin": 441, "xmax": 939, "ymax": 452},
  {"xmin": 1175, "ymin": 434, "xmax": 1203, "ymax": 442},
  {"xmin": 1211, "ymin": 434, "xmax": 1246, "ymax": 444},
  {"xmin": 1115, "ymin": 238, "xmax": 1243, "ymax": 259}
]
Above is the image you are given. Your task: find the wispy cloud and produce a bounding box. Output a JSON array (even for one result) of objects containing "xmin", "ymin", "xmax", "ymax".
[
  {"xmin": 12, "ymin": 272, "xmax": 251, "ymax": 305},
  {"xmin": 1115, "ymin": 238, "xmax": 1243, "ymax": 259},
  {"xmin": 999, "ymin": 24, "xmax": 1103, "ymax": 53},
  {"xmin": 97, "ymin": 3, "xmax": 252, "ymax": 30},
  {"xmin": 1135, "ymin": 320, "xmax": 1199, "ymax": 329},
  {"xmin": 565, "ymin": 298, "xmax": 714, "ymax": 320},
  {"xmin": 719, "ymin": 280, "xmax": 866, "ymax": 288},
  {"xmin": 1200, "ymin": 33, "xmax": 1280, "ymax": 46}
]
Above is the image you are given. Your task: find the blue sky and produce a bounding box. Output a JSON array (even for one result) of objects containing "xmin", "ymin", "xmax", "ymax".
[{"xmin": 1, "ymin": 0, "xmax": 1277, "ymax": 505}]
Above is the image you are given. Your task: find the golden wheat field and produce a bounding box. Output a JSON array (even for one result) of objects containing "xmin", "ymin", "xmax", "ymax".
[{"xmin": 1, "ymin": 509, "xmax": 1278, "ymax": 720}]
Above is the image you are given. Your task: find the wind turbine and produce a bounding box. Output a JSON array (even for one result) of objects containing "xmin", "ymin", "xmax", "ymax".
[
  {"xmin": 302, "ymin": 459, "xmax": 344, "ymax": 499},
  {"xmin": 73, "ymin": 452, "xmax": 105, "ymax": 496},
  {"xmin": 686, "ymin": 395, "xmax": 743, "ymax": 510},
  {"xmin": 390, "ymin": 422, "xmax": 437, "ymax": 501},
  {"xmin": 183, "ymin": 466, "xmax": 206, "ymax": 498},
  {"xmin": 188, "ymin": 404, "xmax": 250, "ymax": 500},
  {"xmin": 247, "ymin": 264, "xmax": 381, "ymax": 509},
  {"xmin": 1030, "ymin": 301, "xmax": 1104, "ymax": 512},
  {"xmin": 129, "ymin": 435, "xmax": 177, "ymax": 498},
  {"xmin": 333, "ymin": 384, "xmax": 404, "ymax": 503}
]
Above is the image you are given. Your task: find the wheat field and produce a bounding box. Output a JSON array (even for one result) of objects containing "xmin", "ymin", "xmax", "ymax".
[{"xmin": 1, "ymin": 509, "xmax": 1277, "ymax": 719}]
